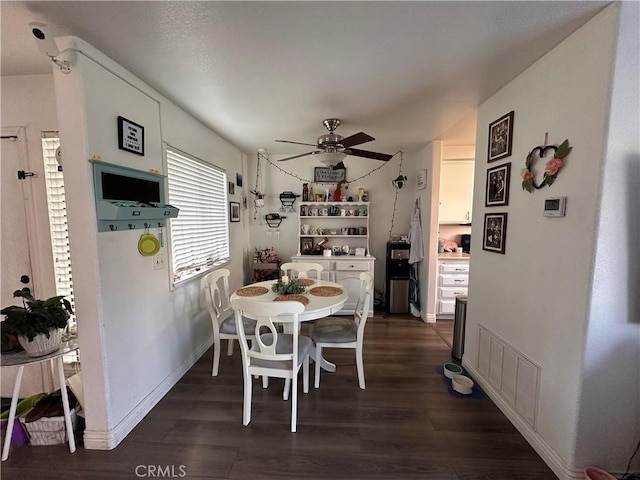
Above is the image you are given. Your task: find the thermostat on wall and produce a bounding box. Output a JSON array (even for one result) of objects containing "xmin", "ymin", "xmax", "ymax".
[{"xmin": 543, "ymin": 196, "xmax": 566, "ymax": 217}]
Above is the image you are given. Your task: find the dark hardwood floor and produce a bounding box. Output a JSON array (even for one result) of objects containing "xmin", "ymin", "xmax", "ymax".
[{"xmin": 2, "ymin": 315, "xmax": 556, "ymax": 479}]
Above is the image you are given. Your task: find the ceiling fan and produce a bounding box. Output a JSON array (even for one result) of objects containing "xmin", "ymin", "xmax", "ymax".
[{"xmin": 276, "ymin": 119, "xmax": 393, "ymax": 169}]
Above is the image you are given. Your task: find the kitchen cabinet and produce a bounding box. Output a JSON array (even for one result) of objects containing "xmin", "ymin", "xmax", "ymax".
[
  {"xmin": 439, "ymin": 159, "xmax": 474, "ymax": 224},
  {"xmin": 436, "ymin": 255, "xmax": 470, "ymax": 317},
  {"xmin": 290, "ymin": 256, "xmax": 375, "ymax": 316}
]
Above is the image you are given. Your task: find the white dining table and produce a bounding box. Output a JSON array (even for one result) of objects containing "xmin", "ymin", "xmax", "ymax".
[{"xmin": 230, "ymin": 279, "xmax": 348, "ymax": 372}]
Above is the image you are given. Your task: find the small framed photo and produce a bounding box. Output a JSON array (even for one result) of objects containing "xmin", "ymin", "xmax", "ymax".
[
  {"xmin": 300, "ymin": 237, "xmax": 314, "ymax": 254},
  {"xmin": 488, "ymin": 111, "xmax": 514, "ymax": 162},
  {"xmin": 416, "ymin": 169, "xmax": 427, "ymax": 190},
  {"xmin": 117, "ymin": 116, "xmax": 144, "ymax": 156},
  {"xmin": 236, "ymin": 173, "xmax": 243, "ymax": 187},
  {"xmin": 229, "ymin": 202, "xmax": 240, "ymax": 222},
  {"xmin": 228, "ymin": 181, "xmax": 235, "ymax": 195},
  {"xmin": 483, "ymin": 212, "xmax": 508, "ymax": 254},
  {"xmin": 485, "ymin": 163, "xmax": 511, "ymax": 207}
]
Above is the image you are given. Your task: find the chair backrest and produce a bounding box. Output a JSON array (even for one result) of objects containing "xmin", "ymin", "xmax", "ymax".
[
  {"xmin": 231, "ymin": 298, "xmax": 305, "ymax": 366},
  {"xmin": 354, "ymin": 272, "xmax": 373, "ymax": 336},
  {"xmin": 202, "ymin": 269, "xmax": 232, "ymax": 327},
  {"xmin": 280, "ymin": 262, "xmax": 324, "ymax": 279}
]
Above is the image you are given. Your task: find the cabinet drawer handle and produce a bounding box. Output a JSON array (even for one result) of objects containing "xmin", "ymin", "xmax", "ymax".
[
  {"xmin": 454, "ymin": 291, "xmax": 465, "ymax": 295},
  {"xmin": 454, "ymin": 268, "xmax": 466, "ymax": 271},
  {"xmin": 454, "ymin": 279, "xmax": 465, "ymax": 283}
]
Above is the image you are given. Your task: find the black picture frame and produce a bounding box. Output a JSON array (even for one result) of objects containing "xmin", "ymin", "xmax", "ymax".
[
  {"xmin": 236, "ymin": 173, "xmax": 243, "ymax": 187},
  {"xmin": 313, "ymin": 167, "xmax": 346, "ymax": 183},
  {"xmin": 228, "ymin": 181, "xmax": 235, "ymax": 195},
  {"xmin": 483, "ymin": 213, "xmax": 508, "ymax": 254},
  {"xmin": 485, "ymin": 163, "xmax": 511, "ymax": 207},
  {"xmin": 300, "ymin": 237, "xmax": 314, "ymax": 254},
  {"xmin": 229, "ymin": 202, "xmax": 240, "ymax": 222},
  {"xmin": 117, "ymin": 116, "xmax": 144, "ymax": 156},
  {"xmin": 488, "ymin": 111, "xmax": 514, "ymax": 163}
]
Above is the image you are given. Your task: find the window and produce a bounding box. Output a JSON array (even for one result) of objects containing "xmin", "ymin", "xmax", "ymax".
[
  {"xmin": 166, "ymin": 147, "xmax": 229, "ymax": 284},
  {"xmin": 41, "ymin": 133, "xmax": 76, "ymax": 324}
]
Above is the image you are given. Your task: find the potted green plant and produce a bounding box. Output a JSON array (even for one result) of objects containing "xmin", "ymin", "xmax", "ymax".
[{"xmin": 1, "ymin": 290, "xmax": 73, "ymax": 357}]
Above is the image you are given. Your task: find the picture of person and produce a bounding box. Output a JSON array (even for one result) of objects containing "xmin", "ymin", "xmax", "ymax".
[
  {"xmin": 485, "ymin": 163, "xmax": 511, "ymax": 206},
  {"xmin": 488, "ymin": 111, "xmax": 514, "ymax": 162},
  {"xmin": 483, "ymin": 213, "xmax": 508, "ymax": 254}
]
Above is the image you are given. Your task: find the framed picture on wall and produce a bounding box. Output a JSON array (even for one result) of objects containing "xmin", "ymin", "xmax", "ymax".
[
  {"xmin": 488, "ymin": 111, "xmax": 514, "ymax": 162},
  {"xmin": 117, "ymin": 116, "xmax": 144, "ymax": 156},
  {"xmin": 483, "ymin": 212, "xmax": 508, "ymax": 254},
  {"xmin": 228, "ymin": 182, "xmax": 235, "ymax": 195},
  {"xmin": 229, "ymin": 202, "xmax": 240, "ymax": 222},
  {"xmin": 485, "ymin": 163, "xmax": 511, "ymax": 207}
]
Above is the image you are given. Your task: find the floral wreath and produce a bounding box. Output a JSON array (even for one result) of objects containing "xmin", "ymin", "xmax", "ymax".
[{"xmin": 522, "ymin": 139, "xmax": 572, "ymax": 193}]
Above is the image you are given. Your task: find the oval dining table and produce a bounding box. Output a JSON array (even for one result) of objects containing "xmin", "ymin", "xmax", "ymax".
[{"xmin": 230, "ymin": 279, "xmax": 348, "ymax": 372}]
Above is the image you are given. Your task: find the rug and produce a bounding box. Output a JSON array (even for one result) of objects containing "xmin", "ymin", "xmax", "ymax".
[{"xmin": 435, "ymin": 365, "xmax": 485, "ymax": 399}]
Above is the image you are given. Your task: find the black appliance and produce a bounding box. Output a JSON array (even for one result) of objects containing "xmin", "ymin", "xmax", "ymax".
[
  {"xmin": 460, "ymin": 234, "xmax": 471, "ymax": 253},
  {"xmin": 385, "ymin": 241, "xmax": 411, "ymax": 313}
]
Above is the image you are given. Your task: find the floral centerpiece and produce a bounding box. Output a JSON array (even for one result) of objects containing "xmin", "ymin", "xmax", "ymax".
[{"xmin": 272, "ymin": 277, "xmax": 306, "ymax": 295}]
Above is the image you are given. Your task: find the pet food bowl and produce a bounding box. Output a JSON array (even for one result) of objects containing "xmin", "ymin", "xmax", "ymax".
[
  {"xmin": 451, "ymin": 375, "xmax": 474, "ymax": 395},
  {"xmin": 443, "ymin": 362, "xmax": 463, "ymax": 379},
  {"xmin": 584, "ymin": 467, "xmax": 617, "ymax": 480}
]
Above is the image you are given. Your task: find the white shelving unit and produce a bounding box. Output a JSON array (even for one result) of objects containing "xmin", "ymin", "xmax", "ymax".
[
  {"xmin": 296, "ymin": 201, "xmax": 370, "ymax": 255},
  {"xmin": 293, "ymin": 201, "xmax": 374, "ymax": 315}
]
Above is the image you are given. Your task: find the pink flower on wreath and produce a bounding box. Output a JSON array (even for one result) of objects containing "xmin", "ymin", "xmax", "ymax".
[
  {"xmin": 545, "ymin": 158, "xmax": 564, "ymax": 176},
  {"xmin": 522, "ymin": 170, "xmax": 534, "ymax": 181}
]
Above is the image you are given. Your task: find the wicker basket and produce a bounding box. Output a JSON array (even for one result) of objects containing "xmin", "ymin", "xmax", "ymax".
[
  {"xmin": 18, "ymin": 328, "xmax": 63, "ymax": 357},
  {"xmin": 21, "ymin": 408, "xmax": 79, "ymax": 446}
]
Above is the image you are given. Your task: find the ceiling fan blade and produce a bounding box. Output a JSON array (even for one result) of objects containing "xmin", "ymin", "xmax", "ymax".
[
  {"xmin": 340, "ymin": 132, "xmax": 375, "ymax": 148},
  {"xmin": 276, "ymin": 139, "xmax": 317, "ymax": 147},
  {"xmin": 332, "ymin": 161, "xmax": 346, "ymax": 171},
  {"xmin": 345, "ymin": 148, "xmax": 393, "ymax": 161},
  {"xmin": 278, "ymin": 151, "xmax": 318, "ymax": 162}
]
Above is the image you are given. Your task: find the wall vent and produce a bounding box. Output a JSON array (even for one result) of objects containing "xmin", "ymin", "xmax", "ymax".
[{"xmin": 477, "ymin": 324, "xmax": 540, "ymax": 428}]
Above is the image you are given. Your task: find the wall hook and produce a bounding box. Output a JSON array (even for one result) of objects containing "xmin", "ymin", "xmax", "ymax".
[
  {"xmin": 128, "ymin": 224, "xmax": 136, "ymax": 229},
  {"xmin": 109, "ymin": 224, "xmax": 118, "ymax": 231}
]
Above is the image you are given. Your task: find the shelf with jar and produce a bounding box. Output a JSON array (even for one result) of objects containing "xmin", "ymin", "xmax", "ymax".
[{"xmin": 297, "ymin": 201, "xmax": 370, "ymax": 257}]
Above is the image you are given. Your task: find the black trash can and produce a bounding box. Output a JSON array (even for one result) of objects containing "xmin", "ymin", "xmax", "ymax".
[{"xmin": 452, "ymin": 296, "xmax": 468, "ymax": 360}]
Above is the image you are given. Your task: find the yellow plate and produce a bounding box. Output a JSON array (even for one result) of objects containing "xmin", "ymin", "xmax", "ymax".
[{"xmin": 138, "ymin": 234, "xmax": 160, "ymax": 256}]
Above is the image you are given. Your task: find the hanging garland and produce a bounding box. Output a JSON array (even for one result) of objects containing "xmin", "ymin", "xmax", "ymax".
[
  {"xmin": 522, "ymin": 139, "xmax": 572, "ymax": 193},
  {"xmin": 387, "ymin": 150, "xmax": 406, "ymax": 241},
  {"xmin": 261, "ymin": 150, "xmax": 400, "ymax": 187}
]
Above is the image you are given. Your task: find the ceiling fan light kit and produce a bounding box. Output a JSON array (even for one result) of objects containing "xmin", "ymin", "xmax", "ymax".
[{"xmin": 276, "ymin": 118, "xmax": 392, "ymax": 165}]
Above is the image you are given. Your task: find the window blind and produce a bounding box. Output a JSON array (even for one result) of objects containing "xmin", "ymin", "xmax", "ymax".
[
  {"xmin": 166, "ymin": 147, "xmax": 229, "ymax": 284},
  {"xmin": 41, "ymin": 134, "xmax": 76, "ymax": 324}
]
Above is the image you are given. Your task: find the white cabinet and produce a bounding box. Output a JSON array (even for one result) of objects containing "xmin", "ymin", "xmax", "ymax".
[
  {"xmin": 439, "ymin": 159, "xmax": 474, "ymax": 224},
  {"xmin": 291, "ymin": 256, "xmax": 375, "ymax": 316},
  {"xmin": 436, "ymin": 256, "xmax": 470, "ymax": 316},
  {"xmin": 294, "ymin": 201, "xmax": 374, "ymax": 315}
]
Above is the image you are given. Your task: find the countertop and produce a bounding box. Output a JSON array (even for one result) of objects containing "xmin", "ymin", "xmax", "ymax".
[{"xmin": 438, "ymin": 252, "xmax": 470, "ymax": 259}]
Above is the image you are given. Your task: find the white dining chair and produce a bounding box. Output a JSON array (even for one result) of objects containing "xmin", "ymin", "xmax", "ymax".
[
  {"xmin": 280, "ymin": 262, "xmax": 324, "ymax": 279},
  {"xmin": 202, "ymin": 269, "xmax": 256, "ymax": 376},
  {"xmin": 231, "ymin": 298, "xmax": 312, "ymax": 432},
  {"xmin": 310, "ymin": 272, "xmax": 373, "ymax": 389}
]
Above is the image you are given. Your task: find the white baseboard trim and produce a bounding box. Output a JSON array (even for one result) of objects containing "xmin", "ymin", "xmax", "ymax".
[
  {"xmin": 83, "ymin": 335, "xmax": 213, "ymax": 450},
  {"xmin": 424, "ymin": 312, "xmax": 436, "ymax": 323},
  {"xmin": 462, "ymin": 359, "xmax": 584, "ymax": 480}
]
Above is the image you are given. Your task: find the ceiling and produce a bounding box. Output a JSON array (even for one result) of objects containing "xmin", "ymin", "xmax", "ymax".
[{"xmin": 1, "ymin": 1, "xmax": 608, "ymax": 159}]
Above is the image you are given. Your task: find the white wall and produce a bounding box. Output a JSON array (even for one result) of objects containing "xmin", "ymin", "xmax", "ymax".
[
  {"xmin": 415, "ymin": 141, "xmax": 442, "ymax": 322},
  {"xmin": 464, "ymin": 3, "xmax": 639, "ymax": 477},
  {"xmin": 576, "ymin": 1, "xmax": 640, "ymax": 469},
  {"xmin": 51, "ymin": 38, "xmax": 248, "ymax": 449},
  {"xmin": 246, "ymin": 151, "xmax": 416, "ymax": 300}
]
